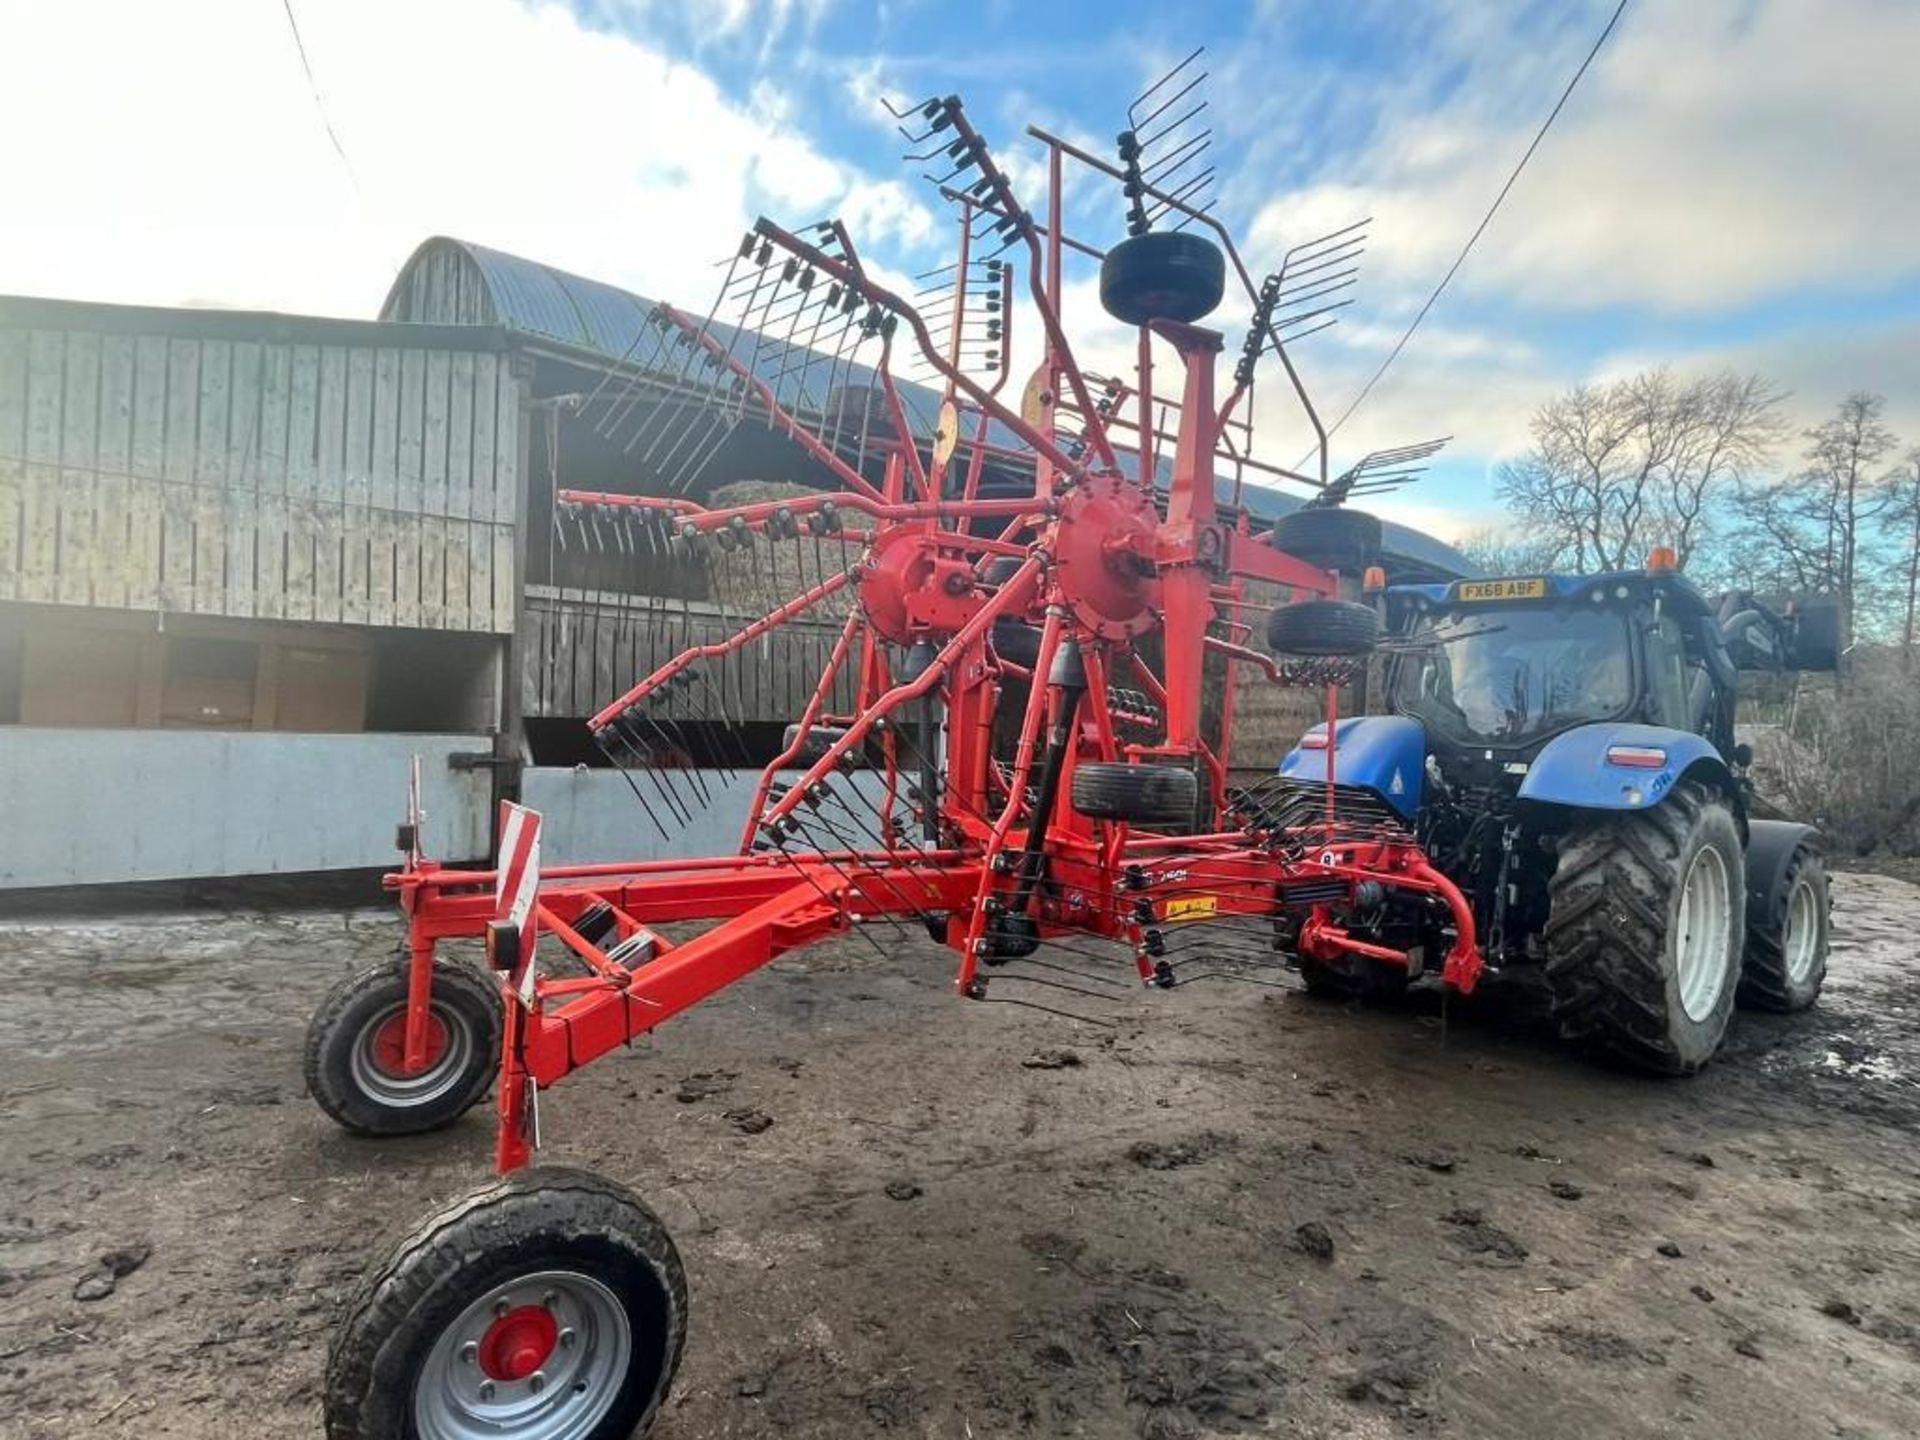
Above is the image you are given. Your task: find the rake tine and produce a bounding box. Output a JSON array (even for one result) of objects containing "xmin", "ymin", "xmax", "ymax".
[
  {"xmin": 594, "ymin": 732, "xmax": 679, "ymax": 843},
  {"xmin": 588, "ymin": 314, "xmax": 683, "ymax": 440},
  {"xmin": 767, "ymin": 834, "xmax": 898, "ymax": 961},
  {"xmin": 583, "ymin": 242, "xmax": 739, "ymax": 417},
  {"xmin": 601, "ymin": 717, "xmax": 695, "ymax": 828}
]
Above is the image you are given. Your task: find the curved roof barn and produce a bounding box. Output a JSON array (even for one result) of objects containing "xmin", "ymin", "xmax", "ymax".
[{"xmin": 382, "ymin": 237, "xmax": 1472, "ymax": 581}]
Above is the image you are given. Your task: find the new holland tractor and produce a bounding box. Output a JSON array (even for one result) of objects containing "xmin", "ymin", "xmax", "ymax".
[{"xmin": 1260, "ymin": 517, "xmax": 1840, "ymax": 1075}]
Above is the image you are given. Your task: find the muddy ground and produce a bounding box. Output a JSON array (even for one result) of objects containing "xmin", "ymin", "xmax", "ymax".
[{"xmin": 1, "ymin": 872, "xmax": 1917, "ymax": 1438}]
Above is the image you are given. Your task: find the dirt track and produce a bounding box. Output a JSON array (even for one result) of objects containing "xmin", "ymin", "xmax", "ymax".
[{"xmin": 1, "ymin": 872, "xmax": 1918, "ymax": 1438}]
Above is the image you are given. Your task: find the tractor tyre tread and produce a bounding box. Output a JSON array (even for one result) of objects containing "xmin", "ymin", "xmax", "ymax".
[
  {"xmin": 304, "ymin": 957, "xmax": 501, "ymax": 1137},
  {"xmin": 1737, "ymin": 845, "xmax": 1829, "ymax": 1012},
  {"xmin": 1542, "ymin": 781, "xmax": 1744, "ymax": 1076},
  {"xmin": 325, "ymin": 1166, "xmax": 688, "ymax": 1440}
]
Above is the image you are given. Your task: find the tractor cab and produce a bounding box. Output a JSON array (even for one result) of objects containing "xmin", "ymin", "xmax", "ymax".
[
  {"xmin": 1376, "ymin": 562, "xmax": 1839, "ymax": 799},
  {"xmin": 1382, "ymin": 566, "xmax": 1739, "ymax": 794}
]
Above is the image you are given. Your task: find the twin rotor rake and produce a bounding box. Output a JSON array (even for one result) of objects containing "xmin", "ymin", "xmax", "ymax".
[{"xmin": 316, "ymin": 55, "xmax": 1471, "ymax": 1440}]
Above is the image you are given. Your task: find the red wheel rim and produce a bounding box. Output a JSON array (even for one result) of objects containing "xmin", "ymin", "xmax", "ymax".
[
  {"xmin": 369, "ymin": 1009, "xmax": 450, "ymax": 1076},
  {"xmin": 478, "ymin": 1304, "xmax": 559, "ymax": 1382}
]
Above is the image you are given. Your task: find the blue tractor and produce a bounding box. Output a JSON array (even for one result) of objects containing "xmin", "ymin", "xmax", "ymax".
[{"xmin": 1262, "ymin": 521, "xmax": 1841, "ymax": 1075}]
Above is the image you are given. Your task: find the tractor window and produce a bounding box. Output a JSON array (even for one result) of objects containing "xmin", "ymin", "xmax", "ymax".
[
  {"xmin": 1643, "ymin": 613, "xmax": 1695, "ymax": 731},
  {"xmin": 1392, "ymin": 605, "xmax": 1634, "ymax": 747}
]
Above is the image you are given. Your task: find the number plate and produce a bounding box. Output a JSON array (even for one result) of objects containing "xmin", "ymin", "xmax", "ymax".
[{"xmin": 1456, "ymin": 577, "xmax": 1548, "ymax": 601}]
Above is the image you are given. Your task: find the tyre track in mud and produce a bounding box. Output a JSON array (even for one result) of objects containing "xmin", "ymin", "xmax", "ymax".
[{"xmin": 0, "ymin": 872, "xmax": 1916, "ymax": 1437}]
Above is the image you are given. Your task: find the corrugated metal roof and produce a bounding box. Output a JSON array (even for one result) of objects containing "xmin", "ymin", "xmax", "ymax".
[{"xmin": 381, "ymin": 237, "xmax": 1471, "ymax": 577}]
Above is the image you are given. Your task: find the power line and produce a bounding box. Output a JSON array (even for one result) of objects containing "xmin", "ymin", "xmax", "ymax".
[
  {"xmin": 280, "ymin": 0, "xmax": 363, "ymax": 198},
  {"xmin": 1320, "ymin": 0, "xmax": 1629, "ymax": 444}
]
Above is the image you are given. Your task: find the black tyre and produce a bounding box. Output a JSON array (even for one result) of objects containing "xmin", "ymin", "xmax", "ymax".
[
  {"xmin": 780, "ymin": 722, "xmax": 867, "ymax": 769},
  {"xmin": 1072, "ymin": 761, "xmax": 1198, "ymax": 826},
  {"xmin": 1265, "ymin": 599, "xmax": 1380, "ymax": 657},
  {"xmin": 1298, "ymin": 957, "xmax": 1409, "ymax": 1003},
  {"xmin": 1544, "ymin": 782, "xmax": 1746, "ymax": 1075},
  {"xmin": 306, "ymin": 958, "xmax": 501, "ymax": 1137},
  {"xmin": 1099, "ymin": 231, "xmax": 1226, "ymax": 326},
  {"xmin": 1270, "ymin": 507, "xmax": 1382, "ymax": 573},
  {"xmin": 990, "ymin": 618, "xmax": 1044, "ymax": 669},
  {"xmin": 326, "ymin": 1167, "xmax": 687, "ymax": 1440},
  {"xmin": 1738, "ymin": 844, "xmax": 1829, "ymax": 1012}
]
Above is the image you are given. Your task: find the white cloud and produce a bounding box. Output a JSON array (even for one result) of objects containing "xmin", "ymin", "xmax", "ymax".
[
  {"xmin": 1248, "ymin": 0, "xmax": 1920, "ymax": 315},
  {"xmin": 0, "ymin": 0, "xmax": 912, "ymax": 319},
  {"xmin": 1611, "ymin": 316, "xmax": 1920, "ymax": 453}
]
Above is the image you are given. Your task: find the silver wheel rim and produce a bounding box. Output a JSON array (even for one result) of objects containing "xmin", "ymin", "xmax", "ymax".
[
  {"xmin": 1675, "ymin": 843, "xmax": 1733, "ymax": 1023},
  {"xmin": 414, "ymin": 1269, "xmax": 633, "ymax": 1440},
  {"xmin": 1783, "ymin": 874, "xmax": 1821, "ymax": 984},
  {"xmin": 348, "ymin": 1000, "xmax": 473, "ymax": 1109}
]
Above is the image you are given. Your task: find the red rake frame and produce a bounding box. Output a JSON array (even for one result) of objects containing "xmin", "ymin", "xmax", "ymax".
[
  {"xmin": 368, "ymin": 110, "xmax": 1484, "ymax": 1181},
  {"xmin": 317, "ymin": 77, "xmax": 1493, "ymax": 1440}
]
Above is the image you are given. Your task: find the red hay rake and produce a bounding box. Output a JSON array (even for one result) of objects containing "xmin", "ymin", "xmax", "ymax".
[{"xmin": 317, "ymin": 58, "xmax": 1473, "ymax": 1440}]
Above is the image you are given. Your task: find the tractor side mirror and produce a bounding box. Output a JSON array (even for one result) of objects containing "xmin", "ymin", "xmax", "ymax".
[
  {"xmin": 1786, "ymin": 596, "xmax": 1842, "ymax": 672},
  {"xmin": 1732, "ymin": 742, "xmax": 1753, "ymax": 768},
  {"xmin": 1721, "ymin": 611, "xmax": 1776, "ymax": 671}
]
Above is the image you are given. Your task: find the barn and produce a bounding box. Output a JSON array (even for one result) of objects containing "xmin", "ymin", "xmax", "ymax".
[{"xmin": 0, "ymin": 238, "xmax": 1469, "ymax": 892}]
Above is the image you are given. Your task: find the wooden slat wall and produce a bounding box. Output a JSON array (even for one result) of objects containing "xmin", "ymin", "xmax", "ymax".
[{"xmin": 0, "ymin": 323, "xmax": 519, "ymax": 633}]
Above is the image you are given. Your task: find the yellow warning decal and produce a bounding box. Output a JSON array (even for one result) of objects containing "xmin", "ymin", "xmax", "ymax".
[{"xmin": 1164, "ymin": 895, "xmax": 1219, "ymax": 922}]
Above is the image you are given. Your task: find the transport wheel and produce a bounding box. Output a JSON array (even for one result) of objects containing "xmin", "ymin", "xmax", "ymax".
[
  {"xmin": 1543, "ymin": 781, "xmax": 1745, "ymax": 1075},
  {"xmin": 780, "ymin": 721, "xmax": 866, "ymax": 769},
  {"xmin": 325, "ymin": 1167, "xmax": 687, "ymax": 1440},
  {"xmin": 1265, "ymin": 598, "xmax": 1379, "ymax": 657},
  {"xmin": 1298, "ymin": 957, "xmax": 1409, "ymax": 1003},
  {"xmin": 989, "ymin": 618, "xmax": 1044, "ymax": 669},
  {"xmin": 1071, "ymin": 761, "xmax": 1198, "ymax": 826},
  {"xmin": 1099, "ymin": 231, "xmax": 1226, "ymax": 326},
  {"xmin": 1269, "ymin": 506, "xmax": 1382, "ymax": 573},
  {"xmin": 305, "ymin": 958, "xmax": 501, "ymax": 1137},
  {"xmin": 1738, "ymin": 844, "xmax": 1829, "ymax": 1012}
]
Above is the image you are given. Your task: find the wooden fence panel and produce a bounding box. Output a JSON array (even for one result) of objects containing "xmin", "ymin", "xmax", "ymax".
[
  {"xmin": 57, "ymin": 331, "xmax": 99, "ymax": 606},
  {"xmin": 0, "ymin": 318, "xmax": 517, "ymax": 632},
  {"xmin": 0, "ymin": 329, "xmax": 26, "ymax": 602}
]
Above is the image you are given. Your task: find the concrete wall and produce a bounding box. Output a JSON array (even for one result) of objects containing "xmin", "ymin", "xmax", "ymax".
[
  {"xmin": 524, "ymin": 766, "xmax": 895, "ymax": 866},
  {"xmin": 0, "ymin": 730, "xmax": 492, "ymax": 888}
]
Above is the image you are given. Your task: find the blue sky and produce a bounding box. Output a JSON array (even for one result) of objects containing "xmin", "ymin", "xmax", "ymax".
[{"xmin": 3, "ymin": 0, "xmax": 1916, "ymax": 540}]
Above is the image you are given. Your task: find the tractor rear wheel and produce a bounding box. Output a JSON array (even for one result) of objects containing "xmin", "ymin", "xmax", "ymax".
[
  {"xmin": 1266, "ymin": 599, "xmax": 1379, "ymax": 657},
  {"xmin": 326, "ymin": 1167, "xmax": 686, "ymax": 1440},
  {"xmin": 1543, "ymin": 781, "xmax": 1745, "ymax": 1075},
  {"xmin": 1071, "ymin": 761, "xmax": 1198, "ymax": 826},
  {"xmin": 1738, "ymin": 844, "xmax": 1829, "ymax": 1012},
  {"xmin": 306, "ymin": 957, "xmax": 501, "ymax": 1136}
]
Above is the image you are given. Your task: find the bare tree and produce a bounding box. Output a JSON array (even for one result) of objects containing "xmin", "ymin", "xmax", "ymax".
[
  {"xmin": 1890, "ymin": 448, "xmax": 1920, "ymax": 666},
  {"xmin": 1495, "ymin": 368, "xmax": 1785, "ymax": 572},
  {"xmin": 1713, "ymin": 479, "xmax": 1833, "ymax": 595},
  {"xmin": 1454, "ymin": 526, "xmax": 1564, "ymax": 576},
  {"xmin": 1801, "ymin": 393, "xmax": 1898, "ymax": 647}
]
